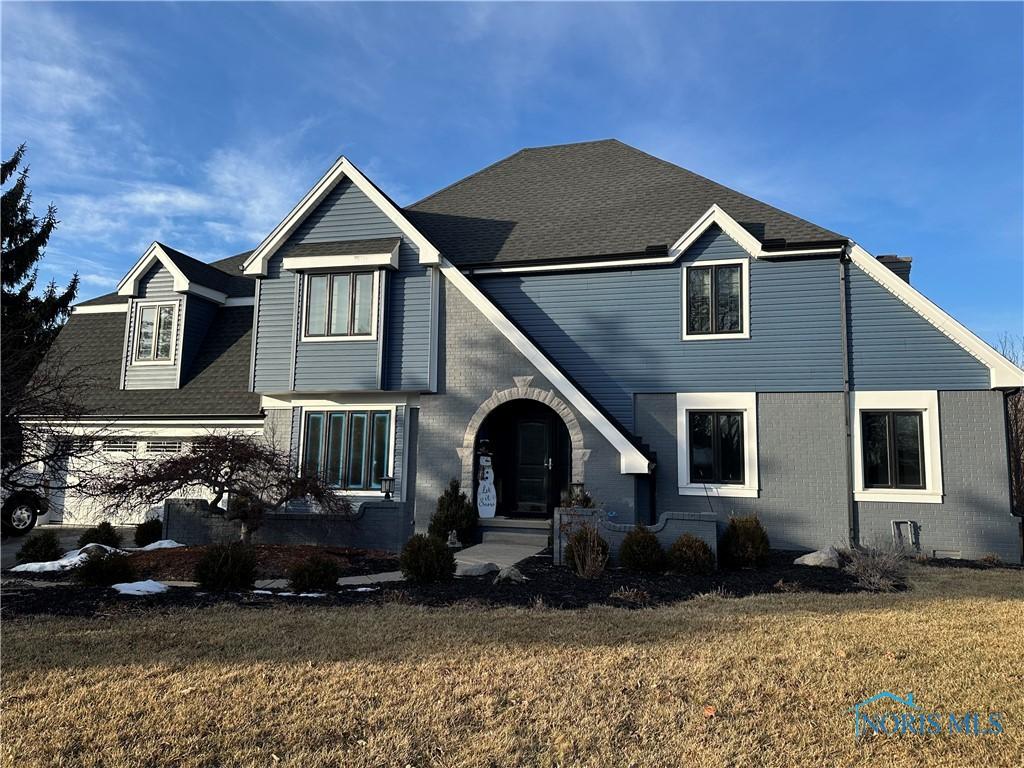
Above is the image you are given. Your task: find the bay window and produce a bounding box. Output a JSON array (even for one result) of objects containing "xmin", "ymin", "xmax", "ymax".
[
  {"xmin": 304, "ymin": 271, "xmax": 376, "ymax": 339},
  {"xmin": 302, "ymin": 409, "xmax": 391, "ymax": 490}
]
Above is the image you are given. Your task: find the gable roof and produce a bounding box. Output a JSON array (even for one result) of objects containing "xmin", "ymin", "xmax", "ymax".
[
  {"xmin": 406, "ymin": 139, "xmax": 845, "ymax": 267},
  {"xmin": 48, "ymin": 306, "xmax": 260, "ymax": 416},
  {"xmin": 77, "ymin": 250, "xmax": 255, "ymax": 308}
]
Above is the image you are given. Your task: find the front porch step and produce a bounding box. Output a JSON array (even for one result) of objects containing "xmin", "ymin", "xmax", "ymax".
[{"xmin": 478, "ymin": 517, "xmax": 551, "ymax": 548}]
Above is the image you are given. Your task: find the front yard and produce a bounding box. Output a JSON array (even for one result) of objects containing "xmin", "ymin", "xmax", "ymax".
[{"xmin": 2, "ymin": 563, "xmax": 1021, "ymax": 767}]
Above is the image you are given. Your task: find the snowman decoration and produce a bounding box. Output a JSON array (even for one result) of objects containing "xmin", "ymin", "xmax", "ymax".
[{"xmin": 477, "ymin": 455, "xmax": 497, "ymax": 519}]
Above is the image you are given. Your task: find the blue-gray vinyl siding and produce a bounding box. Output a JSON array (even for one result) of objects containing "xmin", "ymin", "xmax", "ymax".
[
  {"xmin": 845, "ymin": 264, "xmax": 990, "ymax": 390},
  {"xmin": 123, "ymin": 265, "xmax": 184, "ymax": 390},
  {"xmin": 477, "ymin": 227, "xmax": 845, "ymax": 429},
  {"xmin": 252, "ymin": 178, "xmax": 433, "ymax": 392},
  {"xmin": 180, "ymin": 295, "xmax": 218, "ymax": 374}
]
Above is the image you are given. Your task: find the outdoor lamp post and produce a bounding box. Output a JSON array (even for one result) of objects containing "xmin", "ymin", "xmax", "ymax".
[{"xmin": 380, "ymin": 476, "xmax": 395, "ymax": 501}]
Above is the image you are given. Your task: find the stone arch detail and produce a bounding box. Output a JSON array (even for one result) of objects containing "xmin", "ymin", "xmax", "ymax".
[{"xmin": 457, "ymin": 377, "xmax": 590, "ymax": 492}]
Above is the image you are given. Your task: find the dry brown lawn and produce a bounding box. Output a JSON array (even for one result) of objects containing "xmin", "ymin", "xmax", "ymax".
[{"xmin": 2, "ymin": 563, "xmax": 1022, "ymax": 767}]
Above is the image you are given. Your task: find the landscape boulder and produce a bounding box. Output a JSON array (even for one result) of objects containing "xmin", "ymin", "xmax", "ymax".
[
  {"xmin": 493, "ymin": 566, "xmax": 526, "ymax": 584},
  {"xmin": 794, "ymin": 547, "xmax": 841, "ymax": 568},
  {"xmin": 458, "ymin": 562, "xmax": 500, "ymax": 577}
]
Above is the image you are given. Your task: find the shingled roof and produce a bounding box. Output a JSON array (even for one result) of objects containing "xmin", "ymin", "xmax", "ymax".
[{"xmin": 406, "ymin": 139, "xmax": 845, "ymax": 267}]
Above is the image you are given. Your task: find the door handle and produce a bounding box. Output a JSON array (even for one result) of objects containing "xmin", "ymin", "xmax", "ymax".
[{"xmin": 545, "ymin": 458, "xmax": 553, "ymax": 470}]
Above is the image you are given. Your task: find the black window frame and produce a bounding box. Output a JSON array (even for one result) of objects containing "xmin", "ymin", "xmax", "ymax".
[
  {"xmin": 861, "ymin": 410, "xmax": 926, "ymax": 490},
  {"xmin": 687, "ymin": 409, "xmax": 745, "ymax": 485},
  {"xmin": 685, "ymin": 263, "xmax": 744, "ymax": 336},
  {"xmin": 302, "ymin": 409, "xmax": 391, "ymax": 491},
  {"xmin": 303, "ymin": 271, "xmax": 375, "ymax": 339}
]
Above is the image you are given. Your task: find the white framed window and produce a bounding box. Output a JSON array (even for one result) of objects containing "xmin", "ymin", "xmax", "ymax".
[
  {"xmin": 145, "ymin": 439, "xmax": 184, "ymax": 454},
  {"xmin": 102, "ymin": 439, "xmax": 137, "ymax": 453},
  {"xmin": 676, "ymin": 392, "xmax": 759, "ymax": 498},
  {"xmin": 299, "ymin": 406, "xmax": 394, "ymax": 493},
  {"xmin": 852, "ymin": 391, "xmax": 943, "ymax": 504},
  {"xmin": 301, "ymin": 271, "xmax": 379, "ymax": 342},
  {"xmin": 681, "ymin": 258, "xmax": 750, "ymax": 340},
  {"xmin": 132, "ymin": 300, "xmax": 178, "ymax": 364}
]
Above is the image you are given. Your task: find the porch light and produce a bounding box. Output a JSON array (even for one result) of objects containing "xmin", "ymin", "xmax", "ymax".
[{"xmin": 380, "ymin": 475, "xmax": 395, "ymax": 501}]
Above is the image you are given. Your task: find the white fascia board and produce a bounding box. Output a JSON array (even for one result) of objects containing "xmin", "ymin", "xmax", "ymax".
[
  {"xmin": 439, "ymin": 257, "xmax": 651, "ymax": 474},
  {"xmin": 242, "ymin": 157, "xmax": 440, "ymax": 276},
  {"xmin": 72, "ymin": 303, "xmax": 129, "ymax": 315},
  {"xmin": 849, "ymin": 244, "xmax": 1024, "ymax": 389},
  {"xmin": 116, "ymin": 242, "xmax": 227, "ymax": 304},
  {"xmin": 281, "ymin": 249, "xmax": 400, "ymax": 272}
]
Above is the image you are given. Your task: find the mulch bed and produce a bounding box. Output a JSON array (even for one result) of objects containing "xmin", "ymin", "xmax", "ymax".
[{"xmin": 1, "ymin": 550, "xmax": 867, "ymax": 618}]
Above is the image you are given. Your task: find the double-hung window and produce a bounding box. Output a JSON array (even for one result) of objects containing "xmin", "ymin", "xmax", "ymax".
[
  {"xmin": 684, "ymin": 262, "xmax": 747, "ymax": 339},
  {"xmin": 861, "ymin": 411, "xmax": 925, "ymax": 489},
  {"xmin": 304, "ymin": 272, "xmax": 376, "ymax": 339},
  {"xmin": 302, "ymin": 410, "xmax": 391, "ymax": 491},
  {"xmin": 135, "ymin": 303, "xmax": 176, "ymax": 362}
]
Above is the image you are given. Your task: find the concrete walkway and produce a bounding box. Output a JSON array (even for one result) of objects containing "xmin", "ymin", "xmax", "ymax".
[{"xmin": 454, "ymin": 541, "xmax": 545, "ymax": 575}]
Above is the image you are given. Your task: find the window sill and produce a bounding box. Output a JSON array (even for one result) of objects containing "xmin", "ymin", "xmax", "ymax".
[
  {"xmin": 130, "ymin": 359, "xmax": 176, "ymax": 367},
  {"xmin": 854, "ymin": 490, "xmax": 943, "ymax": 505},
  {"xmin": 678, "ymin": 485, "xmax": 759, "ymax": 499},
  {"xmin": 299, "ymin": 334, "xmax": 378, "ymax": 343},
  {"xmin": 680, "ymin": 331, "xmax": 750, "ymax": 342}
]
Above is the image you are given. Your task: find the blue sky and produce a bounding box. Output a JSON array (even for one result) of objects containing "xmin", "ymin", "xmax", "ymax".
[{"xmin": 2, "ymin": 2, "xmax": 1021, "ymax": 342}]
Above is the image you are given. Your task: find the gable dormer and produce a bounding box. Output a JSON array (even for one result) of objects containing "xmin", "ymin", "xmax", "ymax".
[
  {"xmin": 246, "ymin": 157, "xmax": 440, "ymax": 395},
  {"xmin": 117, "ymin": 242, "xmax": 228, "ymax": 390}
]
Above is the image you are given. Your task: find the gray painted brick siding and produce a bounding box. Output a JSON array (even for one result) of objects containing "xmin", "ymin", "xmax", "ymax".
[
  {"xmin": 634, "ymin": 390, "xmax": 1018, "ymax": 561},
  {"xmin": 414, "ymin": 279, "xmax": 636, "ymax": 533},
  {"xmin": 477, "ymin": 227, "xmax": 991, "ymax": 430},
  {"xmin": 252, "ymin": 178, "xmax": 433, "ymax": 392},
  {"xmin": 123, "ymin": 265, "xmax": 184, "ymax": 390}
]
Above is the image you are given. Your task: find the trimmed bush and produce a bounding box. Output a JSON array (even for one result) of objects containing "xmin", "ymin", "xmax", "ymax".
[
  {"xmin": 193, "ymin": 542, "xmax": 257, "ymax": 591},
  {"xmin": 427, "ymin": 479, "xmax": 477, "ymax": 546},
  {"xmin": 399, "ymin": 534, "xmax": 456, "ymax": 584},
  {"xmin": 618, "ymin": 527, "xmax": 666, "ymax": 574},
  {"xmin": 77, "ymin": 521, "xmax": 122, "ymax": 550},
  {"xmin": 565, "ymin": 523, "xmax": 609, "ymax": 579},
  {"xmin": 134, "ymin": 518, "xmax": 164, "ymax": 548},
  {"xmin": 669, "ymin": 533, "xmax": 715, "ymax": 575},
  {"xmin": 288, "ymin": 555, "xmax": 342, "ymax": 593},
  {"xmin": 75, "ymin": 551, "xmax": 136, "ymax": 587},
  {"xmin": 719, "ymin": 515, "xmax": 770, "ymax": 569},
  {"xmin": 16, "ymin": 530, "xmax": 64, "ymax": 564}
]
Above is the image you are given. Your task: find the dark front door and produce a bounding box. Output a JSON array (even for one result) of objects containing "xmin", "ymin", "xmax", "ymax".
[{"xmin": 515, "ymin": 418, "xmax": 550, "ymax": 515}]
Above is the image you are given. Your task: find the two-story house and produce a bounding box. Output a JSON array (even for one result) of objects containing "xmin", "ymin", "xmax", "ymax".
[{"xmin": 47, "ymin": 140, "xmax": 1023, "ymax": 561}]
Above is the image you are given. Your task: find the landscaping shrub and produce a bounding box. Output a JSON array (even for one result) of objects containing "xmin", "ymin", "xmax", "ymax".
[
  {"xmin": 134, "ymin": 518, "xmax": 164, "ymax": 548},
  {"xmin": 16, "ymin": 530, "xmax": 64, "ymax": 564},
  {"xmin": 618, "ymin": 527, "xmax": 666, "ymax": 573},
  {"xmin": 565, "ymin": 522, "xmax": 609, "ymax": 579},
  {"xmin": 842, "ymin": 545, "xmax": 906, "ymax": 592},
  {"xmin": 719, "ymin": 515, "xmax": 770, "ymax": 569},
  {"xmin": 76, "ymin": 521, "xmax": 122, "ymax": 550},
  {"xmin": 427, "ymin": 479, "xmax": 477, "ymax": 546},
  {"xmin": 399, "ymin": 534, "xmax": 456, "ymax": 584},
  {"xmin": 75, "ymin": 551, "xmax": 136, "ymax": 587},
  {"xmin": 668, "ymin": 533, "xmax": 715, "ymax": 575},
  {"xmin": 193, "ymin": 542, "xmax": 257, "ymax": 591},
  {"xmin": 560, "ymin": 486, "xmax": 596, "ymax": 508},
  {"xmin": 288, "ymin": 555, "xmax": 342, "ymax": 593}
]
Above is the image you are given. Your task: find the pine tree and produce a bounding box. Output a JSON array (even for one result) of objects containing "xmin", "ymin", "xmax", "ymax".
[{"xmin": 1, "ymin": 144, "xmax": 79, "ymax": 470}]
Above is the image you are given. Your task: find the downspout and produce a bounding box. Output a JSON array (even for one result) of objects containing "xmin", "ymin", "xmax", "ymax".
[{"xmin": 838, "ymin": 243, "xmax": 859, "ymax": 548}]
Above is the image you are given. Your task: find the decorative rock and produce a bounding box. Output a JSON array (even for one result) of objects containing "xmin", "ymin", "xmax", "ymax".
[
  {"xmin": 493, "ymin": 566, "xmax": 527, "ymax": 584},
  {"xmin": 459, "ymin": 562, "xmax": 499, "ymax": 577},
  {"xmin": 794, "ymin": 547, "xmax": 841, "ymax": 568}
]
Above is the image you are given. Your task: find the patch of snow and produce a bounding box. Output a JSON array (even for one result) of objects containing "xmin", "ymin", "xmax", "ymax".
[
  {"xmin": 136, "ymin": 540, "xmax": 184, "ymax": 551},
  {"xmin": 9, "ymin": 544, "xmax": 122, "ymax": 573},
  {"xmin": 348, "ymin": 586, "xmax": 379, "ymax": 592},
  {"xmin": 112, "ymin": 579, "xmax": 169, "ymax": 596},
  {"xmin": 252, "ymin": 589, "xmax": 274, "ymax": 595},
  {"xmin": 275, "ymin": 591, "xmax": 329, "ymax": 598}
]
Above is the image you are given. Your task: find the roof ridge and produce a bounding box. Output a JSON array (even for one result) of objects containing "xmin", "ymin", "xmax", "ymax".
[
  {"xmin": 520, "ymin": 138, "xmax": 618, "ymax": 152},
  {"xmin": 407, "ymin": 147, "xmax": 528, "ymax": 209}
]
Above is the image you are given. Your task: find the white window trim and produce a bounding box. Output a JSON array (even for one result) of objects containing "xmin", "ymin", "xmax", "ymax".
[
  {"xmin": 852, "ymin": 390, "xmax": 943, "ymax": 504},
  {"xmin": 131, "ymin": 299, "xmax": 179, "ymax": 367},
  {"xmin": 299, "ymin": 270, "xmax": 380, "ymax": 343},
  {"xmin": 298, "ymin": 404, "xmax": 396, "ymax": 497},
  {"xmin": 681, "ymin": 258, "xmax": 751, "ymax": 341},
  {"xmin": 676, "ymin": 392, "xmax": 759, "ymax": 498}
]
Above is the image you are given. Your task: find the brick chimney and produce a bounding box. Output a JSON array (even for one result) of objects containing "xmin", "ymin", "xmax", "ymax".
[{"xmin": 876, "ymin": 255, "xmax": 912, "ymax": 284}]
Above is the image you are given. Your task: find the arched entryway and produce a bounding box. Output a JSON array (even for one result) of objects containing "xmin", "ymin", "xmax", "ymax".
[
  {"xmin": 458, "ymin": 379, "xmax": 590, "ymax": 519},
  {"xmin": 475, "ymin": 399, "xmax": 571, "ymax": 518}
]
